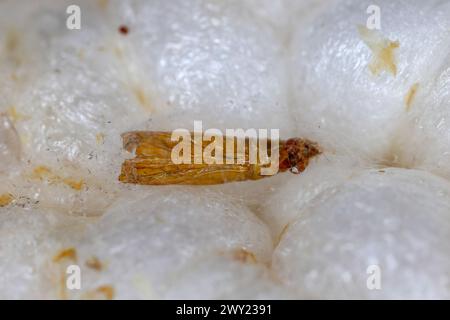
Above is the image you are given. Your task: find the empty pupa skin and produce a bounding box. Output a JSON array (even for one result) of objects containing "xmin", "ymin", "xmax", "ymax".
[{"xmin": 119, "ymin": 131, "xmax": 320, "ymax": 185}]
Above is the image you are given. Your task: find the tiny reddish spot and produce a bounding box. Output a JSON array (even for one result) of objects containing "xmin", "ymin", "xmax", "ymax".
[{"xmin": 118, "ymin": 25, "xmax": 129, "ymax": 35}]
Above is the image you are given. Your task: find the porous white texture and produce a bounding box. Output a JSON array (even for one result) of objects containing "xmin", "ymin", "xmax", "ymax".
[
  {"xmin": 162, "ymin": 256, "xmax": 293, "ymax": 299},
  {"xmin": 272, "ymin": 168, "xmax": 450, "ymax": 299},
  {"xmin": 290, "ymin": 0, "xmax": 450, "ymax": 159},
  {"xmin": 0, "ymin": 114, "xmax": 20, "ymax": 172},
  {"xmin": 0, "ymin": 0, "xmax": 450, "ymax": 299},
  {"xmin": 105, "ymin": 0, "xmax": 293, "ymax": 132},
  {"xmin": 397, "ymin": 52, "xmax": 450, "ymax": 178},
  {"xmin": 0, "ymin": 207, "xmax": 89, "ymax": 299},
  {"xmin": 259, "ymin": 154, "xmax": 365, "ymax": 240},
  {"xmin": 64, "ymin": 189, "xmax": 274, "ymax": 299}
]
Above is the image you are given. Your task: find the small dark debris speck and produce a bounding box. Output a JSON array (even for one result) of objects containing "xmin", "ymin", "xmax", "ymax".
[{"xmin": 118, "ymin": 25, "xmax": 129, "ymax": 35}]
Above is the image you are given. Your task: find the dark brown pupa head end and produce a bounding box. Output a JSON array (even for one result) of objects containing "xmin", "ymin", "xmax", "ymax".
[{"xmin": 281, "ymin": 138, "xmax": 321, "ymax": 174}]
